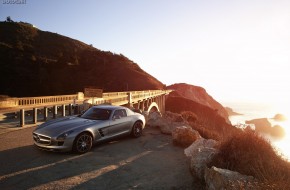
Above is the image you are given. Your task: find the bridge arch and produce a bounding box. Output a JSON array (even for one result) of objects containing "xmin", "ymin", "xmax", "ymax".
[{"xmin": 146, "ymin": 102, "xmax": 160, "ymax": 113}]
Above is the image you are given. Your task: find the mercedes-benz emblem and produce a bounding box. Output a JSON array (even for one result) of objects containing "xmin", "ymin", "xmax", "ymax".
[{"xmin": 36, "ymin": 136, "xmax": 40, "ymax": 143}]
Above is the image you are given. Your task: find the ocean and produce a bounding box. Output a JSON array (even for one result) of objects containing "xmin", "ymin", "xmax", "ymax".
[{"xmin": 223, "ymin": 101, "xmax": 290, "ymax": 161}]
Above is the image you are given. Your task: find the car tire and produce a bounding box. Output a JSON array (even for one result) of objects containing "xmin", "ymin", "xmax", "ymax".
[
  {"xmin": 73, "ymin": 132, "xmax": 93, "ymax": 154},
  {"xmin": 131, "ymin": 121, "xmax": 143, "ymax": 138}
]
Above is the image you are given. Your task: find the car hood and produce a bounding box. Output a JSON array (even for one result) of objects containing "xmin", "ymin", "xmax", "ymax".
[{"xmin": 34, "ymin": 117, "xmax": 104, "ymax": 137}]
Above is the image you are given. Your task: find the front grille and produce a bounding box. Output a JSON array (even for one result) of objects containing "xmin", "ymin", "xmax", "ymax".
[{"xmin": 33, "ymin": 133, "xmax": 51, "ymax": 145}]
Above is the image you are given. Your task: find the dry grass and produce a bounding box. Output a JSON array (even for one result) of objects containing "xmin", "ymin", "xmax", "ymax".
[
  {"xmin": 190, "ymin": 123, "xmax": 221, "ymax": 141},
  {"xmin": 181, "ymin": 111, "xmax": 218, "ymax": 140},
  {"xmin": 209, "ymin": 129, "xmax": 290, "ymax": 189},
  {"xmin": 180, "ymin": 110, "xmax": 237, "ymax": 141},
  {"xmin": 180, "ymin": 110, "xmax": 290, "ymax": 188},
  {"xmin": 181, "ymin": 111, "xmax": 198, "ymax": 123}
]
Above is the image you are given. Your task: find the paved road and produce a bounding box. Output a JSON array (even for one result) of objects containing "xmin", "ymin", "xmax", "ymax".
[{"xmin": 0, "ymin": 126, "xmax": 202, "ymax": 190}]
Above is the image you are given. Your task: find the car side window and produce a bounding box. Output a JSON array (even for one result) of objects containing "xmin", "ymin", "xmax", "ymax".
[
  {"xmin": 113, "ymin": 109, "xmax": 127, "ymax": 119},
  {"xmin": 120, "ymin": 109, "xmax": 127, "ymax": 117},
  {"xmin": 126, "ymin": 108, "xmax": 134, "ymax": 115}
]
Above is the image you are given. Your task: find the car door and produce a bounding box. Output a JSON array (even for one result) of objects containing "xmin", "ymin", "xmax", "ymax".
[
  {"xmin": 109, "ymin": 109, "xmax": 131, "ymax": 135},
  {"xmin": 88, "ymin": 108, "xmax": 112, "ymax": 140}
]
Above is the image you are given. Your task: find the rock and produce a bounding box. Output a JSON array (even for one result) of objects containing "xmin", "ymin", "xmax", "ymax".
[
  {"xmin": 147, "ymin": 111, "xmax": 166, "ymax": 127},
  {"xmin": 184, "ymin": 138, "xmax": 218, "ymax": 157},
  {"xmin": 246, "ymin": 118, "xmax": 285, "ymax": 138},
  {"xmin": 148, "ymin": 111, "xmax": 162, "ymax": 121},
  {"xmin": 165, "ymin": 111, "xmax": 186, "ymax": 122},
  {"xmin": 245, "ymin": 118, "xmax": 272, "ymax": 131},
  {"xmin": 164, "ymin": 111, "xmax": 187, "ymax": 123},
  {"xmin": 172, "ymin": 126, "xmax": 201, "ymax": 147},
  {"xmin": 159, "ymin": 122, "xmax": 183, "ymax": 135},
  {"xmin": 271, "ymin": 125, "xmax": 285, "ymax": 138},
  {"xmin": 184, "ymin": 138, "xmax": 219, "ymax": 180},
  {"xmin": 205, "ymin": 166, "xmax": 259, "ymax": 190},
  {"xmin": 147, "ymin": 111, "xmax": 189, "ymax": 135},
  {"xmin": 190, "ymin": 148, "xmax": 219, "ymax": 180},
  {"xmin": 273, "ymin": 114, "xmax": 287, "ymax": 121}
]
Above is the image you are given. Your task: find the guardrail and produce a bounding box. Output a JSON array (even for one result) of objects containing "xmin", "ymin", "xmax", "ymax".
[
  {"xmin": 86, "ymin": 90, "xmax": 171, "ymax": 106},
  {"xmin": 0, "ymin": 90, "xmax": 172, "ymax": 127},
  {"xmin": 0, "ymin": 92, "xmax": 84, "ymax": 108},
  {"xmin": 17, "ymin": 94, "xmax": 77, "ymax": 106},
  {"xmin": 0, "ymin": 90, "xmax": 171, "ymax": 109}
]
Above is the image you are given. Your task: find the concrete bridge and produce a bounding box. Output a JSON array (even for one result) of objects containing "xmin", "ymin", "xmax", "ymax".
[{"xmin": 0, "ymin": 90, "xmax": 171, "ymax": 127}]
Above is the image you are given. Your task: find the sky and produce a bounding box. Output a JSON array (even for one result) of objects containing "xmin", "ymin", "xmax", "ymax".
[{"xmin": 1, "ymin": 0, "xmax": 290, "ymax": 106}]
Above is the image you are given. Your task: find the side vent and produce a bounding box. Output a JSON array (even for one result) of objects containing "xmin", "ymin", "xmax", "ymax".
[{"xmin": 98, "ymin": 129, "xmax": 104, "ymax": 137}]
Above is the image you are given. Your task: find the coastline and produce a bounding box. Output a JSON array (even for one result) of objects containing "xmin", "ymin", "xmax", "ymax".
[{"xmin": 223, "ymin": 101, "xmax": 289, "ymax": 161}]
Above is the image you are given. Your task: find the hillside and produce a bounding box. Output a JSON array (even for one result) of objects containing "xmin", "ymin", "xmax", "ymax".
[
  {"xmin": 167, "ymin": 83, "xmax": 230, "ymax": 123},
  {"xmin": 165, "ymin": 93, "xmax": 233, "ymax": 138},
  {"xmin": 0, "ymin": 21, "xmax": 165, "ymax": 97}
]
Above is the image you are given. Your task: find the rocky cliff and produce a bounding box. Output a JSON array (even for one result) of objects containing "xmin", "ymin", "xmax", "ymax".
[{"xmin": 167, "ymin": 83, "xmax": 230, "ymax": 123}]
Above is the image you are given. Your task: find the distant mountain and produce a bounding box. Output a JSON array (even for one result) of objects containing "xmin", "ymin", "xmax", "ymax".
[
  {"xmin": 225, "ymin": 107, "xmax": 243, "ymax": 116},
  {"xmin": 167, "ymin": 83, "xmax": 230, "ymax": 123},
  {"xmin": 0, "ymin": 21, "xmax": 165, "ymax": 97}
]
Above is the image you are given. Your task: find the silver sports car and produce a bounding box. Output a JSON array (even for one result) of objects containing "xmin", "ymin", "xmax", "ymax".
[{"xmin": 33, "ymin": 105, "xmax": 146, "ymax": 154}]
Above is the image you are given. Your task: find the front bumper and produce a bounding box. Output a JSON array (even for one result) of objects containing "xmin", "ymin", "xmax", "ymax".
[{"xmin": 33, "ymin": 132, "xmax": 74, "ymax": 152}]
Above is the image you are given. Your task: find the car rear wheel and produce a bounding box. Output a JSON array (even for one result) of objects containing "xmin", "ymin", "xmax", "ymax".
[
  {"xmin": 131, "ymin": 121, "xmax": 143, "ymax": 138},
  {"xmin": 73, "ymin": 132, "xmax": 92, "ymax": 154}
]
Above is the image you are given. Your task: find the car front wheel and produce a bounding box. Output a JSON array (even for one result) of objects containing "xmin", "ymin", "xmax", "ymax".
[
  {"xmin": 73, "ymin": 132, "xmax": 93, "ymax": 154},
  {"xmin": 131, "ymin": 121, "xmax": 143, "ymax": 138}
]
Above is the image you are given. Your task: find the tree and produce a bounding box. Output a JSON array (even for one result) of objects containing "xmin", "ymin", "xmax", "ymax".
[{"xmin": 6, "ymin": 16, "xmax": 13, "ymax": 22}]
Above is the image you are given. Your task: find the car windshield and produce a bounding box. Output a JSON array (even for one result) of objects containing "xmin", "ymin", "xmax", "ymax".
[{"xmin": 81, "ymin": 108, "xmax": 112, "ymax": 120}]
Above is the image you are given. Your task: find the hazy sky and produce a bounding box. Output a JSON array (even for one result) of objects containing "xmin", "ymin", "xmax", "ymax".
[{"xmin": 1, "ymin": 0, "xmax": 290, "ymax": 106}]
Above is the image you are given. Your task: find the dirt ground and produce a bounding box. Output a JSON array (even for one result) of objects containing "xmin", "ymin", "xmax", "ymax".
[{"xmin": 0, "ymin": 126, "xmax": 203, "ymax": 190}]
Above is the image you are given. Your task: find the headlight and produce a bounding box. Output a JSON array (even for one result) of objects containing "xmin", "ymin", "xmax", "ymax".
[{"xmin": 57, "ymin": 130, "xmax": 74, "ymax": 141}]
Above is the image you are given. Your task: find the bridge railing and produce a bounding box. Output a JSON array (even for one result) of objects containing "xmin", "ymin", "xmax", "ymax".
[
  {"xmin": 0, "ymin": 89, "xmax": 172, "ymax": 127},
  {"xmin": 0, "ymin": 90, "xmax": 171, "ymax": 110},
  {"xmin": 131, "ymin": 90, "xmax": 167, "ymax": 102},
  {"xmin": 0, "ymin": 93, "xmax": 84, "ymax": 108},
  {"xmin": 102, "ymin": 92, "xmax": 127, "ymax": 98},
  {"xmin": 92, "ymin": 90, "xmax": 171, "ymax": 106},
  {"xmin": 17, "ymin": 94, "xmax": 78, "ymax": 106}
]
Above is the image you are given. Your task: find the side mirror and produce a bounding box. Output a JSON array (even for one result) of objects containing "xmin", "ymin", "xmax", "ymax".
[{"xmin": 77, "ymin": 110, "xmax": 85, "ymax": 117}]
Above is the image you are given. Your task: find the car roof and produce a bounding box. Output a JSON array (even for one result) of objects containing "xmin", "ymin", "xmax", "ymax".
[{"xmin": 92, "ymin": 104, "xmax": 127, "ymax": 111}]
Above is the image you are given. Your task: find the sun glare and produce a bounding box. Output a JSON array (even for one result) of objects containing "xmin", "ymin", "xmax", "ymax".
[
  {"xmin": 273, "ymin": 105, "xmax": 290, "ymax": 161},
  {"xmin": 274, "ymin": 134, "xmax": 290, "ymax": 161}
]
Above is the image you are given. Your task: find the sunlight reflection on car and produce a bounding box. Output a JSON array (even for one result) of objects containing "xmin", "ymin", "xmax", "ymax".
[{"xmin": 33, "ymin": 105, "xmax": 145, "ymax": 154}]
